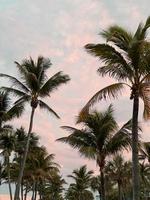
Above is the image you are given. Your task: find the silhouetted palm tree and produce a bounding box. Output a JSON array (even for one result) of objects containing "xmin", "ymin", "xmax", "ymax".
[
  {"xmin": 66, "ymin": 165, "xmax": 94, "ymax": 200},
  {"xmin": 57, "ymin": 105, "xmax": 131, "ymax": 200},
  {"xmin": 83, "ymin": 17, "xmax": 150, "ymax": 200},
  {"xmin": 0, "ymin": 130, "xmax": 16, "ymax": 200},
  {"xmin": 0, "ymin": 56, "xmax": 70, "ymax": 200},
  {"xmin": 105, "ymin": 154, "xmax": 132, "ymax": 200}
]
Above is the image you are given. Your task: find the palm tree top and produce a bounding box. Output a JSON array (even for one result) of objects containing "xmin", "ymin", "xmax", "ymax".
[
  {"xmin": 0, "ymin": 56, "xmax": 70, "ymax": 118},
  {"xmin": 57, "ymin": 105, "xmax": 131, "ymax": 162},
  {"xmin": 82, "ymin": 16, "xmax": 150, "ymax": 119}
]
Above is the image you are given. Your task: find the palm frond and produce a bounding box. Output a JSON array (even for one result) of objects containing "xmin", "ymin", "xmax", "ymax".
[
  {"xmin": 0, "ymin": 73, "xmax": 29, "ymax": 93},
  {"xmin": 80, "ymin": 83, "xmax": 125, "ymax": 114},
  {"xmin": 105, "ymin": 120, "xmax": 132, "ymax": 154},
  {"xmin": 0, "ymin": 87, "xmax": 26, "ymax": 97},
  {"xmin": 38, "ymin": 100, "xmax": 60, "ymax": 119},
  {"xmin": 100, "ymin": 25, "xmax": 133, "ymax": 51},
  {"xmin": 39, "ymin": 71, "xmax": 70, "ymax": 97},
  {"xmin": 14, "ymin": 95, "xmax": 31, "ymax": 104},
  {"xmin": 5, "ymin": 102, "xmax": 25, "ymax": 121}
]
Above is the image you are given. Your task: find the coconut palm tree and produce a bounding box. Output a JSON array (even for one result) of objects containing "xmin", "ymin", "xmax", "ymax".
[
  {"xmin": 105, "ymin": 154, "xmax": 132, "ymax": 200},
  {"xmin": 66, "ymin": 165, "xmax": 94, "ymax": 200},
  {"xmin": 57, "ymin": 105, "xmax": 131, "ymax": 200},
  {"xmin": 83, "ymin": 17, "xmax": 150, "ymax": 200},
  {"xmin": 0, "ymin": 56, "xmax": 70, "ymax": 199},
  {"xmin": 40, "ymin": 174, "xmax": 66, "ymax": 200}
]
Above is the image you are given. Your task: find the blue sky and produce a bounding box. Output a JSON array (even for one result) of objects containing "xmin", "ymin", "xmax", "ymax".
[{"xmin": 0, "ymin": 0, "xmax": 150, "ymax": 197}]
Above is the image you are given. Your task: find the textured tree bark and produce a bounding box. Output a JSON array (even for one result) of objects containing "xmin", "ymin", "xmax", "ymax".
[
  {"xmin": 14, "ymin": 107, "xmax": 35, "ymax": 200},
  {"xmin": 132, "ymin": 94, "xmax": 140, "ymax": 200}
]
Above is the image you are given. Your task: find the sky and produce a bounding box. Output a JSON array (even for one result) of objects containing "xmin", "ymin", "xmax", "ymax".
[{"xmin": 0, "ymin": 0, "xmax": 150, "ymax": 198}]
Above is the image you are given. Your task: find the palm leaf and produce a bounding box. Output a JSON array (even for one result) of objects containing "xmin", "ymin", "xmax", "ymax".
[
  {"xmin": 5, "ymin": 102, "xmax": 25, "ymax": 121},
  {"xmin": 100, "ymin": 25, "xmax": 133, "ymax": 51},
  {"xmin": 39, "ymin": 71, "xmax": 70, "ymax": 97},
  {"xmin": 0, "ymin": 73, "xmax": 29, "ymax": 93},
  {"xmin": 80, "ymin": 83, "xmax": 125, "ymax": 114},
  {"xmin": 38, "ymin": 100, "xmax": 60, "ymax": 119},
  {"xmin": 0, "ymin": 87, "xmax": 26, "ymax": 97}
]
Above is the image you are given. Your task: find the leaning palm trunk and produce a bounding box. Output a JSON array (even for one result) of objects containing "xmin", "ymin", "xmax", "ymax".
[
  {"xmin": 131, "ymin": 93, "xmax": 140, "ymax": 200},
  {"xmin": 14, "ymin": 108, "xmax": 35, "ymax": 200},
  {"xmin": 7, "ymin": 157, "xmax": 13, "ymax": 200}
]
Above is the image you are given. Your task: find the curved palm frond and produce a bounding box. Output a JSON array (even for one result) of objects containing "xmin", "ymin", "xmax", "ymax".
[
  {"xmin": 38, "ymin": 100, "xmax": 60, "ymax": 119},
  {"xmin": 0, "ymin": 73, "xmax": 29, "ymax": 93},
  {"xmin": 105, "ymin": 120, "xmax": 132, "ymax": 155},
  {"xmin": 4, "ymin": 102, "xmax": 25, "ymax": 121},
  {"xmin": 80, "ymin": 83, "xmax": 126, "ymax": 114},
  {"xmin": 0, "ymin": 87, "xmax": 26, "ymax": 97},
  {"xmin": 100, "ymin": 25, "xmax": 133, "ymax": 51},
  {"xmin": 39, "ymin": 71, "xmax": 70, "ymax": 97}
]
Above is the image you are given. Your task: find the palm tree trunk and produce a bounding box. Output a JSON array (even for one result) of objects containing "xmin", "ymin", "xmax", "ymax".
[
  {"xmin": 21, "ymin": 181, "xmax": 24, "ymax": 200},
  {"xmin": 118, "ymin": 181, "xmax": 122, "ymax": 200},
  {"xmin": 24, "ymin": 185, "xmax": 28, "ymax": 200},
  {"xmin": 132, "ymin": 94, "xmax": 140, "ymax": 200},
  {"xmin": 7, "ymin": 157, "xmax": 13, "ymax": 200},
  {"xmin": 100, "ymin": 168, "xmax": 105, "ymax": 200},
  {"xmin": 14, "ymin": 107, "xmax": 35, "ymax": 200}
]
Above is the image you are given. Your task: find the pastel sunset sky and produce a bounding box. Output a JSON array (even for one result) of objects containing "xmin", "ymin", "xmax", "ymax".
[{"xmin": 0, "ymin": 0, "xmax": 150, "ymax": 197}]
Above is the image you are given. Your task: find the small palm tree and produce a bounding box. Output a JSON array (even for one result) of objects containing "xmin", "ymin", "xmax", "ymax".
[
  {"xmin": 57, "ymin": 105, "xmax": 131, "ymax": 200},
  {"xmin": 0, "ymin": 130, "xmax": 16, "ymax": 200},
  {"xmin": 83, "ymin": 17, "xmax": 150, "ymax": 200},
  {"xmin": 67, "ymin": 165, "xmax": 94, "ymax": 200},
  {"xmin": 105, "ymin": 154, "xmax": 132, "ymax": 200},
  {"xmin": 0, "ymin": 56, "xmax": 70, "ymax": 200}
]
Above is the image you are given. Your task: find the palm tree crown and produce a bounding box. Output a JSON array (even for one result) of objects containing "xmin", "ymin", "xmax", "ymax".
[
  {"xmin": 83, "ymin": 17, "xmax": 150, "ymax": 200},
  {"xmin": 57, "ymin": 105, "xmax": 131, "ymax": 200},
  {"xmin": 0, "ymin": 56, "xmax": 70, "ymax": 118}
]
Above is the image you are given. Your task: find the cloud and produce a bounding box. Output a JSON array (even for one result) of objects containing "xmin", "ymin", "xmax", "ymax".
[{"xmin": 0, "ymin": 0, "xmax": 150, "ymax": 195}]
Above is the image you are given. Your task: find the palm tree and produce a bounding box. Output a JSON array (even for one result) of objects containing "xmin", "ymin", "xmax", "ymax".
[
  {"xmin": 0, "ymin": 56, "xmax": 70, "ymax": 199},
  {"xmin": 57, "ymin": 105, "xmax": 131, "ymax": 200},
  {"xmin": 0, "ymin": 130, "xmax": 16, "ymax": 200},
  {"xmin": 67, "ymin": 165, "xmax": 94, "ymax": 200},
  {"xmin": 105, "ymin": 154, "xmax": 132, "ymax": 200},
  {"xmin": 0, "ymin": 91, "xmax": 24, "ymax": 130},
  {"xmin": 40, "ymin": 174, "xmax": 66, "ymax": 200},
  {"xmin": 83, "ymin": 17, "xmax": 150, "ymax": 200}
]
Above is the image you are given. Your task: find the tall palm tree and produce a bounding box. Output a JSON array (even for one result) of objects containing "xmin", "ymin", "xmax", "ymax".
[
  {"xmin": 83, "ymin": 17, "xmax": 150, "ymax": 200},
  {"xmin": 105, "ymin": 154, "xmax": 132, "ymax": 200},
  {"xmin": 0, "ymin": 56, "xmax": 70, "ymax": 200},
  {"xmin": 57, "ymin": 105, "xmax": 131, "ymax": 200},
  {"xmin": 67, "ymin": 165, "xmax": 94, "ymax": 200}
]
